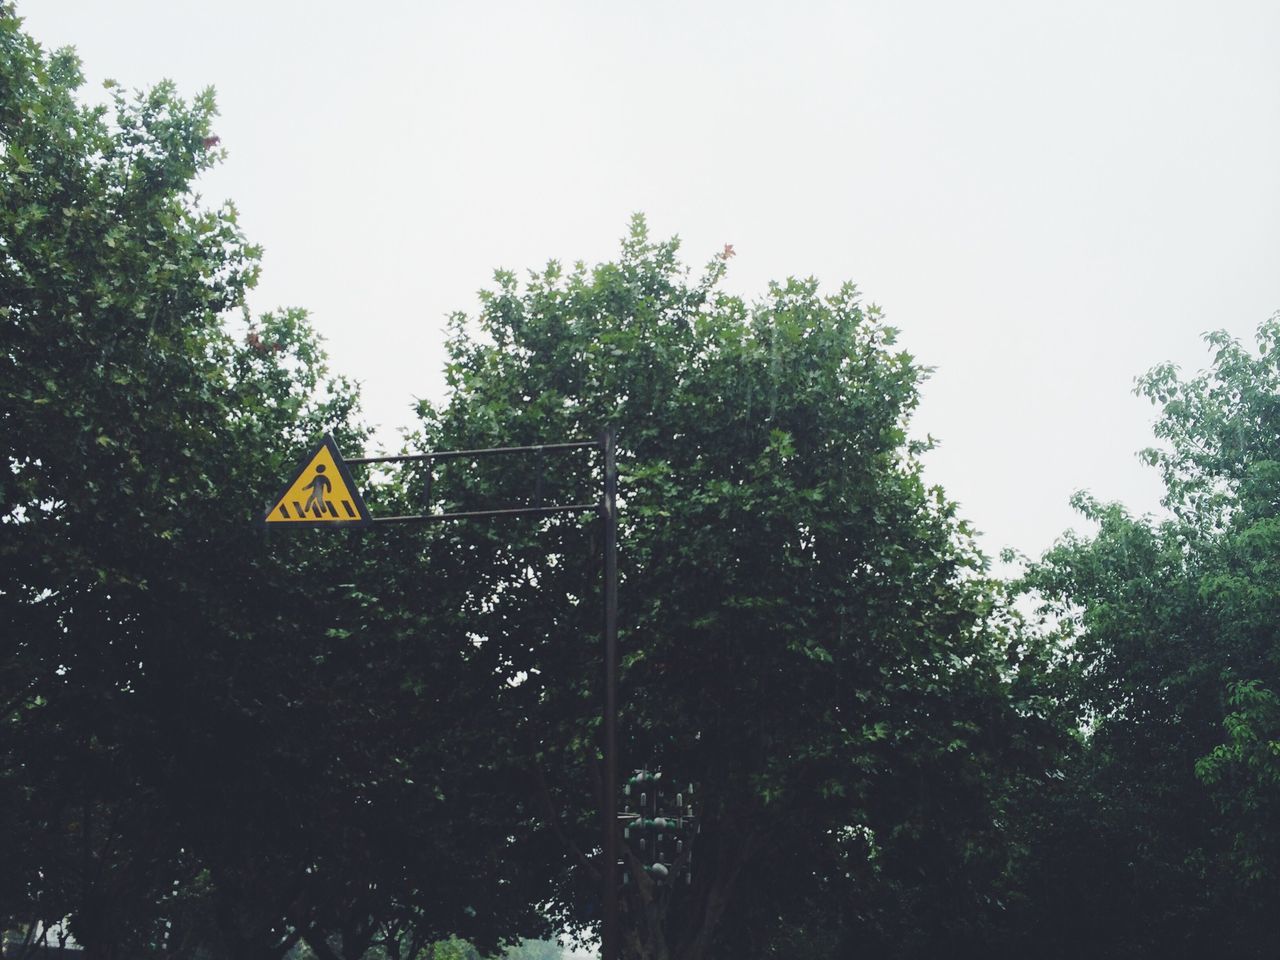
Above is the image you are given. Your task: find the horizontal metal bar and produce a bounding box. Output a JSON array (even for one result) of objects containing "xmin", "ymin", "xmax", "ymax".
[
  {"xmin": 370, "ymin": 502, "xmax": 600, "ymax": 524},
  {"xmin": 347, "ymin": 439, "xmax": 599, "ymax": 466}
]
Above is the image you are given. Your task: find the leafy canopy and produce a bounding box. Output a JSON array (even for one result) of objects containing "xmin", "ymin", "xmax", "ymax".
[{"xmin": 418, "ymin": 217, "xmax": 1056, "ymax": 960}]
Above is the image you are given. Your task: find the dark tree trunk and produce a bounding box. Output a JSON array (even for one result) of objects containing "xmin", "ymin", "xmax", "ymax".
[{"xmin": 619, "ymin": 827, "xmax": 756, "ymax": 960}]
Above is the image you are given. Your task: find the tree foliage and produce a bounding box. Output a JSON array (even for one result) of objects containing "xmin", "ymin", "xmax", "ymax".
[
  {"xmin": 1, "ymin": 8, "xmax": 544, "ymax": 958},
  {"xmin": 416, "ymin": 219, "xmax": 1060, "ymax": 960},
  {"xmin": 14, "ymin": 4, "xmax": 1280, "ymax": 958},
  {"xmin": 1004, "ymin": 317, "xmax": 1280, "ymax": 957}
]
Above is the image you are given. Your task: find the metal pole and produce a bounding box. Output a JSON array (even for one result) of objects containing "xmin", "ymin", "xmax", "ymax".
[{"xmin": 601, "ymin": 429, "xmax": 619, "ymax": 960}]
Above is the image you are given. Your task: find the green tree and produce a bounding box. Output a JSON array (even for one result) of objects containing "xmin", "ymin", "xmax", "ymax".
[
  {"xmin": 1, "ymin": 7, "xmax": 547, "ymax": 957},
  {"xmin": 1007, "ymin": 316, "xmax": 1280, "ymax": 957},
  {"xmin": 414, "ymin": 218, "xmax": 1058, "ymax": 960},
  {"xmin": 0, "ymin": 5, "xmax": 286, "ymax": 951},
  {"xmin": 499, "ymin": 940, "xmax": 564, "ymax": 960},
  {"xmin": 1156, "ymin": 319, "xmax": 1280, "ymax": 901}
]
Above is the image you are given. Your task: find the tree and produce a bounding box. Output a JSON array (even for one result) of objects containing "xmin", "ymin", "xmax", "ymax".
[
  {"xmin": 1, "ymin": 7, "xmax": 547, "ymax": 956},
  {"xmin": 1006, "ymin": 316, "xmax": 1280, "ymax": 957},
  {"xmin": 1151, "ymin": 318, "xmax": 1280, "ymax": 915},
  {"xmin": 1, "ymin": 5, "xmax": 282, "ymax": 951},
  {"xmin": 414, "ymin": 218, "xmax": 1059, "ymax": 960}
]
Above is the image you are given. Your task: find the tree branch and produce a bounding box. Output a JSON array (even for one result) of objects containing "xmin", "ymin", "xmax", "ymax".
[
  {"xmin": 675, "ymin": 826, "xmax": 760, "ymax": 960},
  {"xmin": 526, "ymin": 727, "xmax": 602, "ymax": 886}
]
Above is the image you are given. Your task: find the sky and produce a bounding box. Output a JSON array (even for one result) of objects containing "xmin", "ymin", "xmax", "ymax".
[{"xmin": 21, "ymin": 0, "xmax": 1280, "ymax": 565}]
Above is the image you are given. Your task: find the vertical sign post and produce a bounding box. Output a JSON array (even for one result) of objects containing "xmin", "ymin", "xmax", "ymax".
[{"xmin": 601, "ymin": 429, "xmax": 619, "ymax": 960}]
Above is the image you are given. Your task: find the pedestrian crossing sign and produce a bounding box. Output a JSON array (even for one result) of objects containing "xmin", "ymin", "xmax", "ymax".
[{"xmin": 263, "ymin": 434, "xmax": 370, "ymax": 526}]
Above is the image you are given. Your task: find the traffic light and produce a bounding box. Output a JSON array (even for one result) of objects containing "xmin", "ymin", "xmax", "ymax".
[{"xmin": 619, "ymin": 768, "xmax": 696, "ymax": 888}]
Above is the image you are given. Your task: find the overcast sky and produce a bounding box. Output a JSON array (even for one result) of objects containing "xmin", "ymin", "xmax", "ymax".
[{"xmin": 22, "ymin": 0, "xmax": 1280, "ymax": 564}]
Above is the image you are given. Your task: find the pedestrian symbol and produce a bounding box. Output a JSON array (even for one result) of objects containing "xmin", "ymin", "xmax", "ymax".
[
  {"xmin": 303, "ymin": 464, "xmax": 332, "ymax": 515},
  {"xmin": 263, "ymin": 434, "xmax": 370, "ymax": 526}
]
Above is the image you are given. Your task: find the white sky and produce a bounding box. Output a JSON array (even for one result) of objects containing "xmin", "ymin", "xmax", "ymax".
[{"xmin": 21, "ymin": 0, "xmax": 1280, "ymax": 564}]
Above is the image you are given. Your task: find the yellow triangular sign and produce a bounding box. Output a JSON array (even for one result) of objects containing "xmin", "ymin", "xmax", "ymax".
[{"xmin": 263, "ymin": 434, "xmax": 370, "ymax": 526}]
